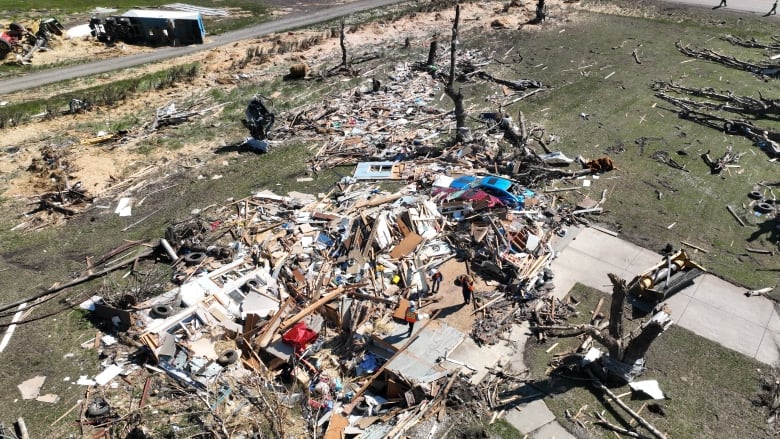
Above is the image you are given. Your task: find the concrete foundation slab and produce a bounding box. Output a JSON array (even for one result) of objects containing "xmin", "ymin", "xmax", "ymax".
[
  {"xmin": 503, "ymin": 399, "xmax": 556, "ymax": 434},
  {"xmin": 689, "ymin": 275, "xmax": 773, "ymax": 326},
  {"xmin": 676, "ymin": 298, "xmax": 764, "ymax": 358},
  {"xmin": 756, "ymin": 331, "xmax": 780, "ymax": 364},
  {"xmin": 532, "ymin": 420, "xmax": 578, "ymax": 439}
]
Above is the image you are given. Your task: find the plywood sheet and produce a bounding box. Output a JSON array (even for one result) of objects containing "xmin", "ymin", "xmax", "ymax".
[{"xmin": 389, "ymin": 232, "xmax": 423, "ymax": 259}]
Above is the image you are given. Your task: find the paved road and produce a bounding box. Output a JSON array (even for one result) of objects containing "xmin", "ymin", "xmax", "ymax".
[
  {"xmin": 661, "ymin": 0, "xmax": 778, "ymax": 14},
  {"xmin": 0, "ymin": 0, "xmax": 404, "ymax": 96}
]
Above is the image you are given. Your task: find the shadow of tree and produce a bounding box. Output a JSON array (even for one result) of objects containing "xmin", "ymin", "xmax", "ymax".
[
  {"xmin": 493, "ymin": 357, "xmax": 656, "ymax": 434},
  {"xmin": 747, "ymin": 216, "xmax": 779, "ymax": 246}
]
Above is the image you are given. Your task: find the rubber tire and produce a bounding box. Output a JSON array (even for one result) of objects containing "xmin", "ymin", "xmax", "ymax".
[
  {"xmin": 245, "ymin": 279, "xmax": 260, "ymax": 291},
  {"xmin": 756, "ymin": 202, "xmax": 773, "ymax": 213},
  {"xmin": 86, "ymin": 399, "xmax": 110, "ymax": 417},
  {"xmin": 183, "ymin": 252, "xmax": 206, "ymax": 265},
  {"xmin": 217, "ymin": 349, "xmax": 239, "ymax": 366},
  {"xmin": 151, "ymin": 304, "xmax": 174, "ymax": 318},
  {"xmin": 354, "ymin": 400, "xmax": 370, "ymax": 415},
  {"xmin": 748, "ymin": 191, "xmax": 763, "ymax": 200}
]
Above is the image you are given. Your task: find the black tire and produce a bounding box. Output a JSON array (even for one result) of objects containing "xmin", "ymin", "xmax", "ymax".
[
  {"xmin": 86, "ymin": 399, "xmax": 110, "ymax": 417},
  {"xmin": 756, "ymin": 202, "xmax": 774, "ymax": 213},
  {"xmin": 354, "ymin": 400, "xmax": 370, "ymax": 415},
  {"xmin": 724, "ymin": 122, "xmax": 738, "ymax": 134},
  {"xmin": 217, "ymin": 349, "xmax": 239, "ymax": 366},
  {"xmin": 151, "ymin": 304, "xmax": 174, "ymax": 318},
  {"xmin": 749, "ymin": 191, "xmax": 763, "ymax": 200},
  {"xmin": 245, "ymin": 279, "xmax": 260, "ymax": 291},
  {"xmin": 184, "ymin": 251, "xmax": 206, "ymax": 265}
]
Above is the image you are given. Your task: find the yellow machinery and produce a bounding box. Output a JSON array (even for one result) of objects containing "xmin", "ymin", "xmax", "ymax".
[{"xmin": 627, "ymin": 249, "xmax": 705, "ymax": 303}]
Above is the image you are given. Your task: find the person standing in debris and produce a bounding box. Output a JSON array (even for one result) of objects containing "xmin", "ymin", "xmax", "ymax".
[
  {"xmin": 457, "ymin": 274, "xmax": 475, "ymax": 305},
  {"xmin": 405, "ymin": 303, "xmax": 418, "ymax": 337},
  {"xmin": 535, "ymin": 0, "xmax": 547, "ymax": 21},
  {"xmin": 430, "ymin": 270, "xmax": 443, "ymax": 294}
]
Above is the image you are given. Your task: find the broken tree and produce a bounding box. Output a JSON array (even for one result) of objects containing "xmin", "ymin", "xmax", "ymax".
[
  {"xmin": 533, "ymin": 273, "xmax": 673, "ymax": 382},
  {"xmin": 676, "ymin": 40, "xmax": 780, "ymax": 78},
  {"xmin": 444, "ymin": 3, "xmax": 469, "ymax": 143}
]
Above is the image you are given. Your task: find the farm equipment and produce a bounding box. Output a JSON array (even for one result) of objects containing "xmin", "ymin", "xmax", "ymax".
[{"xmin": 627, "ymin": 246, "xmax": 705, "ymax": 306}]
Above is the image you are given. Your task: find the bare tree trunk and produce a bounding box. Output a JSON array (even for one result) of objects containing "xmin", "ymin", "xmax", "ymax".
[
  {"xmin": 607, "ymin": 273, "xmax": 626, "ymax": 359},
  {"xmin": 444, "ymin": 3, "xmax": 467, "ymax": 143},
  {"xmin": 447, "ymin": 6, "xmax": 458, "ymax": 91},
  {"xmin": 622, "ymin": 310, "xmax": 672, "ymax": 364},
  {"xmin": 427, "ymin": 40, "xmax": 438, "ymax": 66},
  {"xmin": 340, "ymin": 21, "xmax": 348, "ymax": 68},
  {"xmin": 535, "ymin": 0, "xmax": 547, "ymax": 22},
  {"xmin": 538, "ymin": 324, "xmax": 620, "ymax": 354}
]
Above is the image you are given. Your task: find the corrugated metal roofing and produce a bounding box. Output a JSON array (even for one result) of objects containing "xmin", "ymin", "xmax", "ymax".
[{"xmin": 385, "ymin": 319, "xmax": 464, "ymax": 384}]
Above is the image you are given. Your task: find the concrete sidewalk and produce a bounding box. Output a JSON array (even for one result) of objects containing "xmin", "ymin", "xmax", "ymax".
[
  {"xmin": 445, "ymin": 322, "xmax": 576, "ymax": 439},
  {"xmin": 550, "ymin": 226, "xmax": 779, "ymax": 364},
  {"xmin": 446, "ymin": 225, "xmax": 777, "ymax": 438}
]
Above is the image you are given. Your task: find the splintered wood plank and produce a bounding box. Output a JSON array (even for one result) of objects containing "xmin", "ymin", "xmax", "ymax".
[{"xmin": 389, "ymin": 232, "xmax": 423, "ymax": 259}]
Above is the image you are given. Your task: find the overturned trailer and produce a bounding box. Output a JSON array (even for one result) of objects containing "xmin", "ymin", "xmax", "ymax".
[{"xmin": 89, "ymin": 9, "xmax": 205, "ymax": 47}]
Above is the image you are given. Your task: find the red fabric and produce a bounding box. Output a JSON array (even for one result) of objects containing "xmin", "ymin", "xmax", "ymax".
[{"xmin": 282, "ymin": 322, "xmax": 318, "ymax": 352}]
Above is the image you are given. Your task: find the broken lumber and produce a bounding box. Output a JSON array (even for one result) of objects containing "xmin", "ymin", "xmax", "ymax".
[
  {"xmin": 279, "ymin": 288, "xmax": 346, "ymax": 333},
  {"xmin": 680, "ymin": 241, "xmax": 709, "ymax": 253},
  {"xmin": 594, "ymin": 411, "xmax": 651, "ymax": 439},
  {"xmin": 589, "ymin": 371, "xmax": 668, "ymax": 439},
  {"xmin": 726, "ymin": 205, "xmax": 746, "ymax": 227},
  {"xmin": 0, "ymin": 244, "xmax": 157, "ymax": 317},
  {"xmin": 746, "ymin": 247, "xmax": 773, "ymax": 255},
  {"xmin": 591, "ymin": 297, "xmax": 605, "ymax": 321}
]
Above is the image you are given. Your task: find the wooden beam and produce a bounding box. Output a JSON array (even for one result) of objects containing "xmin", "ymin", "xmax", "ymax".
[
  {"xmin": 278, "ymin": 287, "xmax": 346, "ymax": 333},
  {"xmin": 139, "ymin": 377, "xmax": 152, "ymax": 409},
  {"xmin": 591, "ymin": 297, "xmax": 605, "ymax": 321},
  {"xmin": 726, "ymin": 205, "xmax": 746, "ymax": 227},
  {"xmin": 254, "ymin": 298, "xmax": 294, "ymax": 349},
  {"xmin": 680, "ymin": 241, "xmax": 709, "ymax": 253}
]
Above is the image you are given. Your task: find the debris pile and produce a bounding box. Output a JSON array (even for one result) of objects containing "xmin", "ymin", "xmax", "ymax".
[
  {"xmin": 4, "ymin": 29, "xmax": 627, "ymax": 437},
  {"xmin": 0, "ymin": 18, "xmax": 64, "ymax": 64},
  {"xmin": 32, "ymin": 146, "xmax": 617, "ymax": 436}
]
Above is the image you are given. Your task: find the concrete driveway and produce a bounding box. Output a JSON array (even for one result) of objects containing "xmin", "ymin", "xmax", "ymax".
[{"xmin": 550, "ymin": 227, "xmax": 779, "ymax": 364}]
